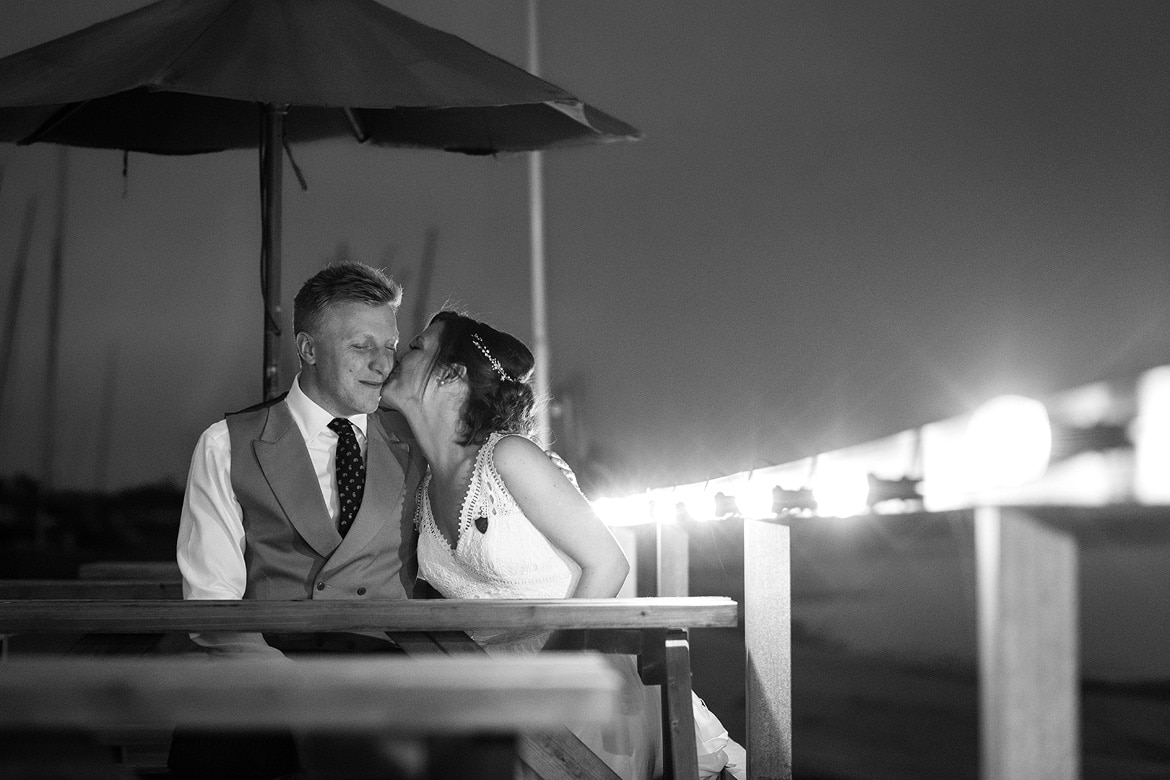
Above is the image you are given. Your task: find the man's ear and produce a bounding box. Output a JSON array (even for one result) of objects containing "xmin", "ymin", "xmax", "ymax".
[{"xmin": 295, "ymin": 332, "xmax": 316, "ymax": 365}]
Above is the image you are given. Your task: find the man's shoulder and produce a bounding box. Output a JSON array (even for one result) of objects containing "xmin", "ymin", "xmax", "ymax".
[
  {"xmin": 221, "ymin": 393, "xmax": 293, "ymax": 443},
  {"xmin": 196, "ymin": 417, "xmax": 231, "ymax": 449}
]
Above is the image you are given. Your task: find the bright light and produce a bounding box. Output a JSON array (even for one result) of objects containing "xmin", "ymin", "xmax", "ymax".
[
  {"xmin": 737, "ymin": 480, "xmax": 776, "ymax": 519},
  {"xmin": 679, "ymin": 488, "xmax": 716, "ymax": 522},
  {"xmin": 591, "ymin": 495, "xmax": 651, "ymax": 527},
  {"xmin": 965, "ymin": 394, "xmax": 1051, "ymax": 490},
  {"xmin": 810, "ymin": 462, "xmax": 869, "ymax": 517},
  {"xmin": 649, "ymin": 494, "xmax": 677, "ymax": 525}
]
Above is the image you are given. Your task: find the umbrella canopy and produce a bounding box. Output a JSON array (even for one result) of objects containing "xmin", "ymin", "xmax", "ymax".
[{"xmin": 0, "ymin": 0, "xmax": 639, "ymax": 395}]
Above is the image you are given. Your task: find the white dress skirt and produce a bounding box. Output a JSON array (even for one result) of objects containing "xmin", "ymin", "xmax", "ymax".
[{"xmin": 414, "ymin": 432, "xmax": 741, "ymax": 780}]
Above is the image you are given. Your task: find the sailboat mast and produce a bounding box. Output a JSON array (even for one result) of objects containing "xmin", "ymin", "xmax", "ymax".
[
  {"xmin": 0, "ymin": 197, "xmax": 36, "ymax": 420},
  {"xmin": 35, "ymin": 147, "xmax": 67, "ymax": 545}
]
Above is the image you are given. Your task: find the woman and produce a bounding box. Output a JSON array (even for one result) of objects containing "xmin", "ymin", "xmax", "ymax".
[{"xmin": 381, "ymin": 311, "xmax": 745, "ymax": 780}]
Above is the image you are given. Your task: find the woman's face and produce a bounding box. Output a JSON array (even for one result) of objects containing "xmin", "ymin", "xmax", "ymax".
[{"xmin": 381, "ymin": 320, "xmax": 446, "ymax": 409}]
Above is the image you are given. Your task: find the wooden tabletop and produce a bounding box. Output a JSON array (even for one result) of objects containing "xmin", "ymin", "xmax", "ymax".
[
  {"xmin": 0, "ymin": 654, "xmax": 621, "ymax": 733},
  {"xmin": 0, "ymin": 596, "xmax": 739, "ymax": 634}
]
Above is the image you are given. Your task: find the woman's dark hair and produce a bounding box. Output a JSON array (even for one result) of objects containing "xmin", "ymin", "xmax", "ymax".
[{"xmin": 427, "ymin": 311, "xmax": 537, "ymax": 445}]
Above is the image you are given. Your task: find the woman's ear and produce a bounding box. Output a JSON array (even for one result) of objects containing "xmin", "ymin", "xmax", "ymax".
[{"xmin": 441, "ymin": 363, "xmax": 468, "ymax": 385}]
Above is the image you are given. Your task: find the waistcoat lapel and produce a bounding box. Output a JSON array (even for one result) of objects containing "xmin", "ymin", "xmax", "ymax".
[{"xmin": 253, "ymin": 401, "xmax": 341, "ymax": 559}]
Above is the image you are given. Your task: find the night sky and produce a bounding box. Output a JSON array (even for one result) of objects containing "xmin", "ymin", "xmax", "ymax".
[{"xmin": 0, "ymin": 1, "xmax": 1167, "ymax": 495}]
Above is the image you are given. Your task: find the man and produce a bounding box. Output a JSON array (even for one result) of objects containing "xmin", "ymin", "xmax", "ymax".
[{"xmin": 170, "ymin": 262, "xmax": 423, "ymax": 777}]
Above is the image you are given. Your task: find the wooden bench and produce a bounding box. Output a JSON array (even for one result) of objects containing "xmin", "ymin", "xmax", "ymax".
[
  {"xmin": 76, "ymin": 561, "xmax": 182, "ymax": 581},
  {"xmin": 0, "ymin": 654, "xmax": 622, "ymax": 780},
  {"xmin": 0, "ymin": 580, "xmax": 181, "ymax": 599},
  {"xmin": 0, "ymin": 596, "xmax": 738, "ymax": 780}
]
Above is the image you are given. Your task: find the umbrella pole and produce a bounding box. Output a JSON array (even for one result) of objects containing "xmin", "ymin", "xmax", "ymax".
[{"xmin": 261, "ymin": 103, "xmax": 287, "ymax": 401}]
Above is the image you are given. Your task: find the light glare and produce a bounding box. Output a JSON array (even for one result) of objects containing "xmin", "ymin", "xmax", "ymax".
[
  {"xmin": 738, "ymin": 481, "xmax": 776, "ymax": 519},
  {"xmin": 965, "ymin": 394, "xmax": 1052, "ymax": 490},
  {"xmin": 811, "ymin": 462, "xmax": 869, "ymax": 517}
]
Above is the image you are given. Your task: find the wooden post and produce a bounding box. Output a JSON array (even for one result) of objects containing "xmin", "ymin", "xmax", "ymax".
[
  {"xmin": 744, "ymin": 518, "xmax": 792, "ymax": 780},
  {"xmin": 975, "ymin": 506, "xmax": 1079, "ymax": 780},
  {"xmin": 610, "ymin": 526, "xmax": 638, "ymax": 599},
  {"xmin": 656, "ymin": 522, "xmax": 689, "ymax": 597}
]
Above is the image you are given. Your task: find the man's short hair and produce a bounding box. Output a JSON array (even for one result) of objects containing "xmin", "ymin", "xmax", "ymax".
[{"xmin": 293, "ymin": 262, "xmax": 402, "ymax": 336}]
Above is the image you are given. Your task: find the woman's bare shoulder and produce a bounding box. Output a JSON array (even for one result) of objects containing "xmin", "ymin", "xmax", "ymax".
[{"xmin": 491, "ymin": 433, "xmax": 548, "ymax": 471}]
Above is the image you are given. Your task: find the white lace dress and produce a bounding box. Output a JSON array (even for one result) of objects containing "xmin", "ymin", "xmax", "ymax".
[{"xmin": 414, "ymin": 432, "xmax": 742, "ymax": 780}]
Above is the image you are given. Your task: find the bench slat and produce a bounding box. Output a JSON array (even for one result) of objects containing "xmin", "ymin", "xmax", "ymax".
[
  {"xmin": 77, "ymin": 562, "xmax": 181, "ymax": 581},
  {"xmin": 0, "ymin": 580, "xmax": 181, "ymax": 599},
  {"xmin": 0, "ymin": 597, "xmax": 739, "ymax": 634}
]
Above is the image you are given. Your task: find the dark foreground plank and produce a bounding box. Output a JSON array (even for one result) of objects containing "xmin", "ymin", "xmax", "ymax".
[{"xmin": 0, "ymin": 655, "xmax": 620, "ymax": 734}]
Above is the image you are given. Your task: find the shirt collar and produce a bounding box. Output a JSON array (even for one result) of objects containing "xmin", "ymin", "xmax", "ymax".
[{"xmin": 288, "ymin": 375, "xmax": 369, "ymax": 441}]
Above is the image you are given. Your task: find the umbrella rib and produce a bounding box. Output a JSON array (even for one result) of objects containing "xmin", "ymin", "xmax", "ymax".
[{"xmin": 147, "ymin": 0, "xmax": 243, "ymax": 89}]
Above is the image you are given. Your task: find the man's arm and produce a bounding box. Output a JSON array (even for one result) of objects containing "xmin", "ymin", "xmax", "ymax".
[{"xmin": 176, "ymin": 421, "xmax": 282, "ymax": 657}]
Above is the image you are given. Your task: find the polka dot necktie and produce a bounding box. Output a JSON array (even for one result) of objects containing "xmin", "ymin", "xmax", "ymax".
[{"xmin": 328, "ymin": 418, "xmax": 365, "ymax": 538}]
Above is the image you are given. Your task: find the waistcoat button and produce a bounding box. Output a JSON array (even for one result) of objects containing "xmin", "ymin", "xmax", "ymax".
[
  {"xmin": 356, "ymin": 587, "xmax": 367, "ymax": 596},
  {"xmin": 316, "ymin": 582, "xmax": 325, "ymax": 591}
]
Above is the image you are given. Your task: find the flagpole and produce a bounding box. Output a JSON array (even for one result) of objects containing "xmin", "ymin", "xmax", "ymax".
[{"xmin": 527, "ymin": 0, "xmax": 552, "ymax": 447}]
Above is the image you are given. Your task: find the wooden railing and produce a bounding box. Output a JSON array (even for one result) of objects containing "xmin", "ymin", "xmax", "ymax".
[{"xmin": 625, "ymin": 504, "xmax": 1170, "ymax": 780}]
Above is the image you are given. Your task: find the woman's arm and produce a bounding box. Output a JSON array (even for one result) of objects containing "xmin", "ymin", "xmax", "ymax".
[{"xmin": 492, "ymin": 435, "xmax": 630, "ymax": 598}]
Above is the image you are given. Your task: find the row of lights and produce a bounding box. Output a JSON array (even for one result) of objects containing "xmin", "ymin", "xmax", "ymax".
[{"xmin": 593, "ymin": 393, "xmax": 1118, "ymax": 524}]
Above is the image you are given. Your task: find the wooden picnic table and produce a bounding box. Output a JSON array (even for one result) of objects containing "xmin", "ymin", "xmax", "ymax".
[{"xmin": 0, "ymin": 596, "xmax": 738, "ymax": 780}]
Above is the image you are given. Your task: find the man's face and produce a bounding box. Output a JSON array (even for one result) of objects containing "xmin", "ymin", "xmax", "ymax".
[{"xmin": 299, "ymin": 301, "xmax": 399, "ymax": 417}]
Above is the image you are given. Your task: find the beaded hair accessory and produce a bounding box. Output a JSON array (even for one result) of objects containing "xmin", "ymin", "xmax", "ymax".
[{"xmin": 470, "ymin": 332, "xmax": 516, "ymax": 383}]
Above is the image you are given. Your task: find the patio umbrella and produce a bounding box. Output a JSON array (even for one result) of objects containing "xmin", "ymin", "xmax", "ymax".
[{"xmin": 0, "ymin": 0, "xmax": 639, "ymax": 398}]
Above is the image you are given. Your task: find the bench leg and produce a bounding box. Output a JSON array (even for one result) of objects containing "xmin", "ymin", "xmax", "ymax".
[
  {"xmin": 639, "ymin": 628, "xmax": 701, "ymax": 780},
  {"xmin": 660, "ymin": 629, "xmax": 700, "ymax": 780}
]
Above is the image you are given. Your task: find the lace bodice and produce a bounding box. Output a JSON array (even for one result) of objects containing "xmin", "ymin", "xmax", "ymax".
[{"xmin": 415, "ymin": 432, "xmax": 581, "ymax": 600}]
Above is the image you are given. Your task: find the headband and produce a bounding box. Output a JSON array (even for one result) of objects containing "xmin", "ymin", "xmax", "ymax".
[{"xmin": 471, "ymin": 332, "xmax": 516, "ymax": 383}]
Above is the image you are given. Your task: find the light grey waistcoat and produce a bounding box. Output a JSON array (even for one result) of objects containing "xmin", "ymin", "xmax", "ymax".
[{"xmin": 226, "ymin": 398, "xmax": 421, "ymax": 601}]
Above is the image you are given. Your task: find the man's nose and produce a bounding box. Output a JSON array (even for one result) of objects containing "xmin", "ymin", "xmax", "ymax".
[{"xmin": 372, "ymin": 348, "xmax": 392, "ymax": 376}]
